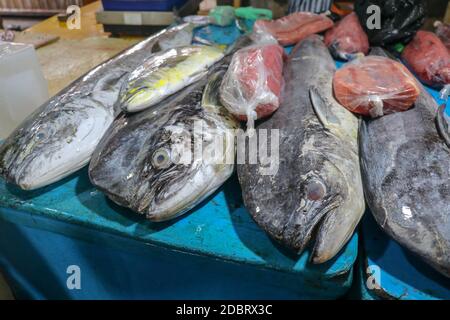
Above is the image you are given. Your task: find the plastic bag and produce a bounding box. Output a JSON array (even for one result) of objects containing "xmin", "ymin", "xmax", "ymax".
[
  {"xmin": 219, "ymin": 44, "xmax": 285, "ymax": 130},
  {"xmin": 324, "ymin": 12, "xmax": 369, "ymax": 60},
  {"xmin": 253, "ymin": 12, "xmax": 334, "ymax": 46},
  {"xmin": 402, "ymin": 31, "xmax": 450, "ymax": 100},
  {"xmin": 333, "ymin": 56, "xmax": 420, "ymax": 118},
  {"xmin": 355, "ymin": 0, "xmax": 426, "ymax": 47},
  {"xmin": 209, "ymin": 6, "xmax": 235, "ymax": 27},
  {"xmin": 435, "ymin": 21, "xmax": 450, "ymax": 52}
]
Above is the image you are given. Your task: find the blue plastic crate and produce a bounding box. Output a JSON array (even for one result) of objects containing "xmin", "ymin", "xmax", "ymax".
[{"xmin": 102, "ymin": 0, "xmax": 188, "ymax": 11}]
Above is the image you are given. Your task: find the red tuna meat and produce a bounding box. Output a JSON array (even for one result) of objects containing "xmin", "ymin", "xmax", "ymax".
[
  {"xmin": 254, "ymin": 12, "xmax": 334, "ymax": 46},
  {"xmin": 324, "ymin": 12, "xmax": 369, "ymax": 60},
  {"xmin": 402, "ymin": 30, "xmax": 450, "ymax": 88},
  {"xmin": 333, "ymin": 56, "xmax": 420, "ymax": 117},
  {"xmin": 220, "ymin": 44, "xmax": 285, "ymax": 124}
]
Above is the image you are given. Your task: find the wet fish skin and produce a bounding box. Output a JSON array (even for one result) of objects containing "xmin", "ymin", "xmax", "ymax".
[
  {"xmin": 120, "ymin": 45, "xmax": 225, "ymax": 113},
  {"xmin": 360, "ymin": 48, "xmax": 450, "ymax": 278},
  {"xmin": 0, "ymin": 24, "xmax": 193, "ymax": 191},
  {"xmin": 237, "ymin": 36, "xmax": 365, "ymax": 263},
  {"xmin": 89, "ymin": 67, "xmax": 239, "ymax": 222}
]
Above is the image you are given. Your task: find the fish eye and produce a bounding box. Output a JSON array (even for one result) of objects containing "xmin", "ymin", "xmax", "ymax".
[
  {"xmin": 306, "ymin": 180, "xmax": 326, "ymax": 201},
  {"xmin": 152, "ymin": 148, "xmax": 171, "ymax": 169}
]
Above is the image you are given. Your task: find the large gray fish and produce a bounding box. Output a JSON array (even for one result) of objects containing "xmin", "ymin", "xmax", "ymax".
[
  {"xmin": 360, "ymin": 47, "xmax": 450, "ymax": 278},
  {"xmin": 237, "ymin": 36, "xmax": 365, "ymax": 263},
  {"xmin": 0, "ymin": 24, "xmax": 194, "ymax": 190},
  {"xmin": 89, "ymin": 67, "xmax": 239, "ymax": 221}
]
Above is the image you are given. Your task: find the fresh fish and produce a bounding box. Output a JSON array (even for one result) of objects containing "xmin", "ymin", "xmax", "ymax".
[
  {"xmin": 237, "ymin": 36, "xmax": 365, "ymax": 263},
  {"xmin": 360, "ymin": 47, "xmax": 450, "ymax": 278},
  {"xmin": 89, "ymin": 67, "xmax": 239, "ymax": 221},
  {"xmin": 119, "ymin": 45, "xmax": 225, "ymax": 113},
  {"xmin": 0, "ymin": 24, "xmax": 194, "ymax": 191}
]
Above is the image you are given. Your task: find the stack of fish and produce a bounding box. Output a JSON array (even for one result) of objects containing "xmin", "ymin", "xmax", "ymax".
[{"xmin": 0, "ymin": 11, "xmax": 449, "ymax": 280}]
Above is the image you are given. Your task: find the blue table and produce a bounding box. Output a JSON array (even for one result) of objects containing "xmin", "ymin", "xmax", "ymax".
[{"xmin": 0, "ymin": 170, "xmax": 357, "ymax": 299}]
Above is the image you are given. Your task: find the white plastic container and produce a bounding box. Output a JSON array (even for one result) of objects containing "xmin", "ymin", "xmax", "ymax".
[{"xmin": 0, "ymin": 41, "xmax": 49, "ymax": 139}]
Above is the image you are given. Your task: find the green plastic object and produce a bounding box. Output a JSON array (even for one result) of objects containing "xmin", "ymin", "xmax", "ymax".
[
  {"xmin": 209, "ymin": 6, "xmax": 236, "ymax": 27},
  {"xmin": 235, "ymin": 7, "xmax": 272, "ymax": 21},
  {"xmin": 393, "ymin": 43, "xmax": 405, "ymax": 53}
]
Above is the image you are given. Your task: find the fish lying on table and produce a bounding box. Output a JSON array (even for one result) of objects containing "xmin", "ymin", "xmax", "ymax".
[
  {"xmin": 119, "ymin": 45, "xmax": 225, "ymax": 113},
  {"xmin": 0, "ymin": 23, "xmax": 194, "ymax": 191},
  {"xmin": 360, "ymin": 48, "xmax": 450, "ymax": 278},
  {"xmin": 88, "ymin": 36, "xmax": 252, "ymax": 221},
  {"xmin": 237, "ymin": 35, "xmax": 365, "ymax": 263},
  {"xmin": 89, "ymin": 67, "xmax": 239, "ymax": 222}
]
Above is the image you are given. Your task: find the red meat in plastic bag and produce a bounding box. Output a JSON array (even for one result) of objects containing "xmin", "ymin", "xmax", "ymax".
[
  {"xmin": 254, "ymin": 12, "xmax": 333, "ymax": 46},
  {"xmin": 402, "ymin": 31, "xmax": 450, "ymax": 88},
  {"xmin": 333, "ymin": 56, "xmax": 420, "ymax": 117},
  {"xmin": 435, "ymin": 21, "xmax": 450, "ymax": 52},
  {"xmin": 324, "ymin": 12, "xmax": 369, "ymax": 60},
  {"xmin": 219, "ymin": 44, "xmax": 285, "ymax": 127}
]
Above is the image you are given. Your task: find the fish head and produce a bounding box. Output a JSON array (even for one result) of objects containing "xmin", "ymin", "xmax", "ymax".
[
  {"xmin": 0, "ymin": 102, "xmax": 112, "ymax": 190},
  {"xmin": 289, "ymin": 152, "xmax": 349, "ymax": 251},
  {"xmin": 125, "ymin": 115, "xmax": 233, "ymax": 222},
  {"xmin": 293, "ymin": 148, "xmax": 364, "ymax": 262},
  {"xmin": 90, "ymin": 76, "xmax": 235, "ymax": 222}
]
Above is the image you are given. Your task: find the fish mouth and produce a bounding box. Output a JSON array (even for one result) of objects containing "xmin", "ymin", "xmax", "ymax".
[
  {"xmin": 144, "ymin": 164, "xmax": 234, "ymax": 222},
  {"xmin": 286, "ymin": 193, "xmax": 342, "ymax": 255}
]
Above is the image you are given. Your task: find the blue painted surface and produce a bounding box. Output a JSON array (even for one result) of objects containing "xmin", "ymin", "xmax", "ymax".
[
  {"xmin": 356, "ymin": 215, "xmax": 450, "ymax": 300},
  {"xmin": 194, "ymin": 24, "xmax": 243, "ymax": 46},
  {"xmin": 0, "ymin": 171, "xmax": 357, "ymax": 299}
]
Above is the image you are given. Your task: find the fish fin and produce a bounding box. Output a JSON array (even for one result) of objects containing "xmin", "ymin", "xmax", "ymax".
[
  {"xmin": 436, "ymin": 103, "xmax": 450, "ymax": 148},
  {"xmin": 309, "ymin": 86, "xmax": 341, "ymax": 130}
]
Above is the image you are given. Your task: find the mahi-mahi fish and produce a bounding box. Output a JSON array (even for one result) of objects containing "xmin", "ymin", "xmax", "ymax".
[
  {"xmin": 0, "ymin": 24, "xmax": 194, "ymax": 190},
  {"xmin": 89, "ymin": 67, "xmax": 239, "ymax": 221},
  {"xmin": 119, "ymin": 45, "xmax": 225, "ymax": 113},
  {"xmin": 360, "ymin": 47, "xmax": 450, "ymax": 277},
  {"xmin": 237, "ymin": 35, "xmax": 365, "ymax": 263}
]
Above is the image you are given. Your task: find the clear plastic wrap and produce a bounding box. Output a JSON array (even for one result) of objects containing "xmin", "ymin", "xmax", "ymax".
[
  {"xmin": 402, "ymin": 31, "xmax": 450, "ymax": 100},
  {"xmin": 324, "ymin": 12, "xmax": 369, "ymax": 60},
  {"xmin": 435, "ymin": 21, "xmax": 450, "ymax": 52},
  {"xmin": 219, "ymin": 43, "xmax": 285, "ymax": 130},
  {"xmin": 253, "ymin": 12, "xmax": 334, "ymax": 46},
  {"xmin": 333, "ymin": 56, "xmax": 420, "ymax": 118}
]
